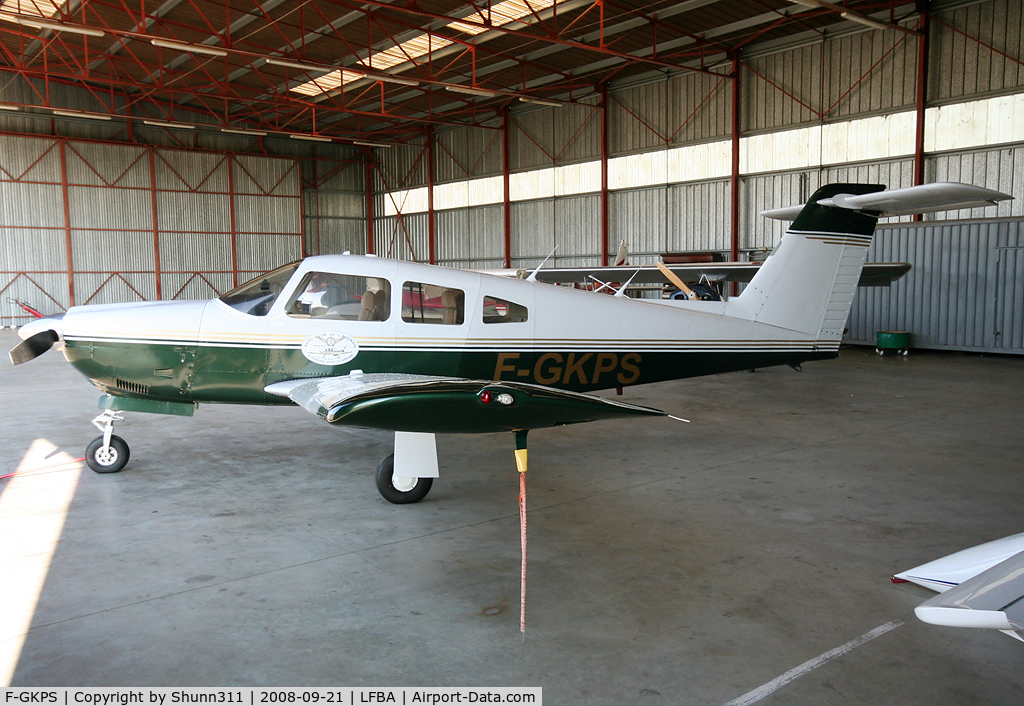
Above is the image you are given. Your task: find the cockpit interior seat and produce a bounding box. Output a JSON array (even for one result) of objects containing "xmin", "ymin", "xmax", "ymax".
[
  {"xmin": 441, "ymin": 290, "xmax": 458, "ymax": 325},
  {"xmin": 372, "ymin": 289, "xmax": 388, "ymax": 321},
  {"xmin": 358, "ymin": 290, "xmax": 377, "ymax": 321}
]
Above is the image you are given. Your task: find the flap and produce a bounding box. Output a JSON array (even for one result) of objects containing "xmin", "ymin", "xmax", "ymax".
[{"xmin": 266, "ymin": 372, "xmax": 444, "ymax": 417}]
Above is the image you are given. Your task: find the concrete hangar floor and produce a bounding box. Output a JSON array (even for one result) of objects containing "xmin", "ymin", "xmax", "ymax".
[{"xmin": 1, "ymin": 327, "xmax": 1022, "ymax": 703}]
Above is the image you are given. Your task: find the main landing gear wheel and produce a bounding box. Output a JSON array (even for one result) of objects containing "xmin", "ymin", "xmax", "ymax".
[
  {"xmin": 375, "ymin": 453, "xmax": 432, "ymax": 504},
  {"xmin": 86, "ymin": 434, "xmax": 130, "ymax": 473}
]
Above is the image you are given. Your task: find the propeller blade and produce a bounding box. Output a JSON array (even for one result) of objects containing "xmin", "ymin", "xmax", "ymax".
[{"xmin": 9, "ymin": 330, "xmax": 59, "ymax": 366}]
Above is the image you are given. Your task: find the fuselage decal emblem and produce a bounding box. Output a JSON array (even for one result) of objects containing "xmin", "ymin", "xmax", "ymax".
[{"xmin": 301, "ymin": 332, "xmax": 359, "ymax": 366}]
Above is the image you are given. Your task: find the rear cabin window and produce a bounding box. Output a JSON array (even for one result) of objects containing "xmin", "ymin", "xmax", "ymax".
[
  {"xmin": 286, "ymin": 273, "xmax": 391, "ymax": 321},
  {"xmin": 482, "ymin": 295, "xmax": 529, "ymax": 324},
  {"xmin": 402, "ymin": 282, "xmax": 464, "ymax": 325}
]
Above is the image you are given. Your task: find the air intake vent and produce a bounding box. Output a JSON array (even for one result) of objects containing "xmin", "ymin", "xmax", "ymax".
[{"xmin": 116, "ymin": 379, "xmax": 149, "ymax": 395}]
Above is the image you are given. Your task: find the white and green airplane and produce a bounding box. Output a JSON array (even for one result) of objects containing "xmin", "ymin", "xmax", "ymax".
[{"xmin": 10, "ymin": 182, "xmax": 1011, "ymax": 505}]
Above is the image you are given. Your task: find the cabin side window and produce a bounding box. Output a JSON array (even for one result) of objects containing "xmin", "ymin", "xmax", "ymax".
[
  {"xmin": 401, "ymin": 282, "xmax": 464, "ymax": 325},
  {"xmin": 482, "ymin": 295, "xmax": 529, "ymax": 324},
  {"xmin": 219, "ymin": 262, "xmax": 300, "ymax": 316},
  {"xmin": 286, "ymin": 272, "xmax": 391, "ymax": 321}
]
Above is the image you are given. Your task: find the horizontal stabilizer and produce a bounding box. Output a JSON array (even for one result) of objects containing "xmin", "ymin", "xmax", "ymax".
[
  {"xmin": 914, "ymin": 550, "xmax": 1024, "ymax": 636},
  {"xmin": 266, "ymin": 372, "xmax": 664, "ymax": 433},
  {"xmin": 761, "ymin": 182, "xmax": 1013, "ymax": 221}
]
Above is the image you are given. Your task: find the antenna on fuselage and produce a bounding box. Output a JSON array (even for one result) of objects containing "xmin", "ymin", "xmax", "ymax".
[{"xmin": 525, "ymin": 245, "xmax": 558, "ymax": 282}]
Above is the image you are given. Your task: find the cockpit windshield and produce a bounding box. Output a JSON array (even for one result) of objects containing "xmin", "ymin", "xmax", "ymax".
[{"xmin": 219, "ymin": 262, "xmax": 300, "ymax": 316}]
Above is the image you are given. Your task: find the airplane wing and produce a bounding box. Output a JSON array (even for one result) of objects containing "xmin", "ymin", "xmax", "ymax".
[
  {"xmin": 265, "ymin": 372, "xmax": 665, "ymax": 434},
  {"xmin": 522, "ymin": 262, "xmax": 910, "ymax": 287}
]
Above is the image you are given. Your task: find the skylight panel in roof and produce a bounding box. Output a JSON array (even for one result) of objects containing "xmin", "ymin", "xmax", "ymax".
[
  {"xmin": 451, "ymin": 0, "xmax": 555, "ymax": 34},
  {"xmin": 359, "ymin": 34, "xmax": 453, "ymax": 71},
  {"xmin": 290, "ymin": 69, "xmax": 364, "ymax": 97},
  {"xmin": 0, "ymin": 0, "xmax": 64, "ymax": 19},
  {"xmin": 289, "ymin": 0, "xmax": 557, "ymax": 96}
]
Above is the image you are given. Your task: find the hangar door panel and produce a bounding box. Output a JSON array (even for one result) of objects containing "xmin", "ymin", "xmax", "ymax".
[{"xmin": 994, "ymin": 246, "xmax": 1024, "ymax": 352}]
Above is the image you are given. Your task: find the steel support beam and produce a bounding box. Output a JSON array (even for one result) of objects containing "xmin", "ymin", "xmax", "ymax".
[
  {"xmin": 600, "ymin": 82, "xmax": 610, "ymax": 267},
  {"xmin": 730, "ymin": 53, "xmax": 740, "ymax": 278},
  {"xmin": 148, "ymin": 146, "xmax": 163, "ymax": 300},
  {"xmin": 228, "ymin": 155, "xmax": 239, "ymax": 286},
  {"xmin": 427, "ymin": 126, "xmax": 436, "ymax": 265},
  {"xmin": 914, "ymin": 5, "xmax": 929, "ymax": 189},
  {"xmin": 364, "ymin": 147, "xmax": 375, "ymax": 255},
  {"xmin": 57, "ymin": 140, "xmax": 75, "ymax": 307},
  {"xmin": 502, "ymin": 106, "xmax": 512, "ymax": 270}
]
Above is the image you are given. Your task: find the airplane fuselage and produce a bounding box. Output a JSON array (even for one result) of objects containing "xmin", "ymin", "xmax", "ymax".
[{"xmin": 57, "ymin": 254, "xmax": 838, "ymax": 407}]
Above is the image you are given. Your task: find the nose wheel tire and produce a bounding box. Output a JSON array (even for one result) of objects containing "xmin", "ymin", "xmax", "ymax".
[
  {"xmin": 375, "ymin": 453, "xmax": 432, "ymax": 504},
  {"xmin": 86, "ymin": 435, "xmax": 130, "ymax": 474}
]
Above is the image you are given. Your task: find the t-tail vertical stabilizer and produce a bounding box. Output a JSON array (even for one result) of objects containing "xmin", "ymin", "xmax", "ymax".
[{"xmin": 727, "ymin": 182, "xmax": 1013, "ymax": 342}]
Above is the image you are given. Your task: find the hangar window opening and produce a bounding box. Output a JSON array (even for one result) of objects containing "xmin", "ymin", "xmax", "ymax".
[
  {"xmin": 482, "ymin": 295, "xmax": 528, "ymax": 324},
  {"xmin": 219, "ymin": 262, "xmax": 299, "ymax": 316},
  {"xmin": 402, "ymin": 282, "xmax": 464, "ymax": 325},
  {"xmin": 287, "ymin": 273, "xmax": 391, "ymax": 321}
]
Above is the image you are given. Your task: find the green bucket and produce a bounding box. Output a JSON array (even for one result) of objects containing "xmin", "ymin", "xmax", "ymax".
[{"xmin": 876, "ymin": 331, "xmax": 910, "ymax": 350}]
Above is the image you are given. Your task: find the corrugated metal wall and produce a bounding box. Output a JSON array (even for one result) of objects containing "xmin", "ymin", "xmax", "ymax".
[
  {"xmin": 0, "ymin": 132, "xmax": 332, "ymax": 325},
  {"xmin": 931, "ymin": 0, "xmax": 1024, "ymax": 103},
  {"xmin": 0, "ymin": 69, "xmax": 362, "ymax": 326},
  {"xmin": 435, "ymin": 126, "xmax": 503, "ymax": 183},
  {"xmin": 434, "ymin": 205, "xmax": 504, "ymax": 268},
  {"xmin": 743, "ymin": 28, "xmax": 917, "ymax": 134},
  {"xmin": 373, "ymin": 212, "xmax": 429, "ymax": 263},
  {"xmin": 610, "ymin": 73, "xmax": 731, "ymax": 155},
  {"xmin": 302, "ymin": 152, "xmax": 366, "ymax": 257},
  {"xmin": 926, "ymin": 146, "xmax": 1024, "ymax": 219},
  {"xmin": 847, "ymin": 218, "xmax": 1024, "ymax": 353},
  {"xmin": 0, "ymin": 136, "xmax": 70, "ymax": 320}
]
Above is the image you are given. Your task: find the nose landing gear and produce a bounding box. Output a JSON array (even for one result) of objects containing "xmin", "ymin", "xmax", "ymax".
[{"xmin": 86, "ymin": 409, "xmax": 130, "ymax": 473}]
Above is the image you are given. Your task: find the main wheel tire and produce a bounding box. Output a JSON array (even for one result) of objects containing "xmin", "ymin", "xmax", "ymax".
[
  {"xmin": 375, "ymin": 453, "xmax": 432, "ymax": 504},
  {"xmin": 86, "ymin": 435, "xmax": 130, "ymax": 474}
]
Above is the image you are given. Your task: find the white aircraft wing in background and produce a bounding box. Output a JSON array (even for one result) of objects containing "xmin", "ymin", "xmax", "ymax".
[{"xmin": 518, "ymin": 261, "xmax": 912, "ymax": 287}]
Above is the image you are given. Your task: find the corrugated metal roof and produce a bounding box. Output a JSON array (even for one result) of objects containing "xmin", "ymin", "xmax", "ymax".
[{"xmin": 0, "ymin": 0, "xmax": 923, "ymax": 144}]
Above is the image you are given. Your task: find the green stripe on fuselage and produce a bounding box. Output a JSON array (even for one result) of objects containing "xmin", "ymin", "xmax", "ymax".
[{"xmin": 64, "ymin": 337, "xmax": 837, "ymax": 407}]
